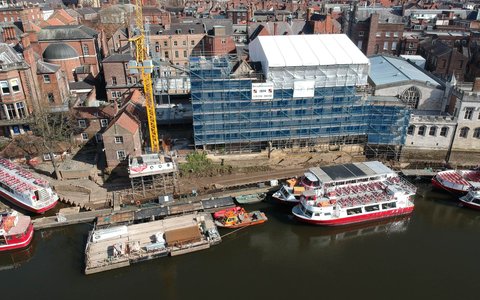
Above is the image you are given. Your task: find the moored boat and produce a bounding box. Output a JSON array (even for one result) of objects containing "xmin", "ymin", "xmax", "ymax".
[
  {"xmin": 0, "ymin": 210, "xmax": 34, "ymax": 252},
  {"xmin": 214, "ymin": 209, "xmax": 268, "ymax": 228},
  {"xmin": 290, "ymin": 161, "xmax": 416, "ymax": 226},
  {"xmin": 0, "ymin": 158, "xmax": 58, "ymax": 213},
  {"xmin": 432, "ymin": 169, "xmax": 480, "ymax": 196},
  {"xmin": 459, "ymin": 188, "xmax": 480, "ymax": 210},
  {"xmin": 213, "ymin": 206, "xmax": 244, "ymax": 219},
  {"xmin": 234, "ymin": 193, "xmax": 266, "ymax": 204}
]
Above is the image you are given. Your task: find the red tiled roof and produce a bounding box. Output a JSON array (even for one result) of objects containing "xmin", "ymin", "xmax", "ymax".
[{"xmin": 111, "ymin": 112, "xmax": 139, "ymax": 134}]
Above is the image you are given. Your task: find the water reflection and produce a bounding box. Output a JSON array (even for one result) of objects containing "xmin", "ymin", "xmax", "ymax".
[{"xmin": 0, "ymin": 242, "xmax": 36, "ymax": 271}]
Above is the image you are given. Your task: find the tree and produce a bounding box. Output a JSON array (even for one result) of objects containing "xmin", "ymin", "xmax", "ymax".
[{"xmin": 31, "ymin": 107, "xmax": 79, "ymax": 180}]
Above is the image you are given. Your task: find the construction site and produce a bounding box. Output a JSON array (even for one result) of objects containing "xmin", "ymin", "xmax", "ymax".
[{"xmin": 189, "ymin": 34, "xmax": 410, "ymax": 160}]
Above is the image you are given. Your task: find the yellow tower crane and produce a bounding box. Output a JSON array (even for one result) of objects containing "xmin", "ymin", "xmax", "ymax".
[{"xmin": 128, "ymin": 0, "xmax": 160, "ymax": 153}]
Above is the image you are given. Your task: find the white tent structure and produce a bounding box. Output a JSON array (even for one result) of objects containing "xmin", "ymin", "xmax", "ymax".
[{"xmin": 248, "ymin": 34, "xmax": 370, "ymax": 89}]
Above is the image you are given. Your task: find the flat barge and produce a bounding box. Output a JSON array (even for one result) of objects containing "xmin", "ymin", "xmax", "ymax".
[{"xmin": 84, "ymin": 212, "xmax": 221, "ymax": 274}]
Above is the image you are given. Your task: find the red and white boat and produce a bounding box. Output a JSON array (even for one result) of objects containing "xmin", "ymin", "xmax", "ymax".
[
  {"xmin": 431, "ymin": 169, "xmax": 480, "ymax": 196},
  {"xmin": 0, "ymin": 158, "xmax": 58, "ymax": 213},
  {"xmin": 290, "ymin": 161, "xmax": 416, "ymax": 226},
  {"xmin": 0, "ymin": 210, "xmax": 34, "ymax": 251}
]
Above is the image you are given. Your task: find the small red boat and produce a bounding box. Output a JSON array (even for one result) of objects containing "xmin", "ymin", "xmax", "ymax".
[
  {"xmin": 213, "ymin": 206, "xmax": 244, "ymax": 219},
  {"xmin": 214, "ymin": 209, "xmax": 268, "ymax": 228},
  {"xmin": 0, "ymin": 210, "xmax": 34, "ymax": 252}
]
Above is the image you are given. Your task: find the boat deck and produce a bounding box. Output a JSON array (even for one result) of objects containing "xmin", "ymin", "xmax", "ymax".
[{"xmin": 84, "ymin": 213, "xmax": 220, "ymax": 274}]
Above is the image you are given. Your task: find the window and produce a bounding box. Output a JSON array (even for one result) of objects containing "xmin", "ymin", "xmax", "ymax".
[
  {"xmin": 43, "ymin": 153, "xmax": 52, "ymax": 161},
  {"xmin": 392, "ymin": 41, "xmax": 397, "ymax": 51},
  {"xmin": 100, "ymin": 119, "xmax": 108, "ymax": 128},
  {"xmin": 173, "ymin": 41, "xmax": 177, "ymax": 46},
  {"xmin": 16, "ymin": 102, "xmax": 26, "ymax": 118},
  {"xmin": 474, "ymin": 128, "xmax": 480, "ymax": 138},
  {"xmin": 0, "ymin": 81, "xmax": 8, "ymax": 94},
  {"xmin": 95, "ymin": 133, "xmax": 103, "ymax": 142},
  {"xmin": 393, "ymin": 32, "xmax": 399, "ymax": 37},
  {"xmin": 6, "ymin": 104, "xmax": 15, "ymax": 119},
  {"xmin": 183, "ymin": 50, "xmax": 187, "ymax": 57},
  {"xmin": 82, "ymin": 44, "xmax": 89, "ymax": 55},
  {"xmin": 376, "ymin": 32, "xmax": 381, "ymax": 37},
  {"xmin": 163, "ymin": 41, "xmax": 168, "ymax": 47},
  {"xmin": 48, "ymin": 93, "xmax": 55, "ymax": 103},
  {"xmin": 407, "ymin": 125, "xmax": 415, "ymax": 135},
  {"xmin": 78, "ymin": 119, "xmax": 87, "ymax": 128},
  {"xmin": 164, "ymin": 51, "xmax": 169, "ymax": 58},
  {"xmin": 116, "ymin": 150, "xmax": 126, "ymax": 161},
  {"xmin": 401, "ymin": 86, "xmax": 421, "ymax": 109},
  {"xmin": 440, "ymin": 127, "xmax": 449, "ymax": 137},
  {"xmin": 10, "ymin": 79, "xmax": 20, "ymax": 93},
  {"xmin": 464, "ymin": 107, "xmax": 474, "ymax": 120},
  {"xmin": 43, "ymin": 74, "xmax": 51, "ymax": 83},
  {"xmin": 408, "ymin": 42, "xmax": 414, "ymax": 48},
  {"xmin": 429, "ymin": 126, "xmax": 437, "ymax": 136},
  {"xmin": 111, "ymin": 91, "xmax": 122, "ymax": 98},
  {"xmin": 383, "ymin": 41, "xmax": 389, "ymax": 50},
  {"xmin": 221, "ymin": 38, "xmax": 226, "ymax": 44},
  {"xmin": 81, "ymin": 133, "xmax": 89, "ymax": 140},
  {"xmin": 175, "ymin": 50, "xmax": 179, "ymax": 58},
  {"xmin": 191, "ymin": 40, "xmax": 195, "ymax": 46},
  {"xmin": 385, "ymin": 32, "xmax": 390, "ymax": 37},
  {"xmin": 358, "ymin": 31, "xmax": 364, "ymax": 37},
  {"xmin": 182, "ymin": 40, "xmax": 186, "ymax": 46},
  {"xmin": 112, "ymin": 76, "xmax": 117, "ymax": 85},
  {"xmin": 418, "ymin": 125, "xmax": 426, "ymax": 136},
  {"xmin": 357, "ymin": 40, "xmax": 363, "ymax": 49},
  {"xmin": 114, "ymin": 136, "xmax": 124, "ymax": 144},
  {"xmin": 459, "ymin": 127, "xmax": 470, "ymax": 138}
]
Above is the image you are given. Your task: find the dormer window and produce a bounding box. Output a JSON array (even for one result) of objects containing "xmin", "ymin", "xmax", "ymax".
[
  {"xmin": 189, "ymin": 28, "xmax": 195, "ymax": 34},
  {"xmin": 176, "ymin": 29, "xmax": 182, "ymax": 34}
]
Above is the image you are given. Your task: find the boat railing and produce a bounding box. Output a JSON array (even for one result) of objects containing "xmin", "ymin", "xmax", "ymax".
[{"xmin": 398, "ymin": 177, "xmax": 417, "ymax": 194}]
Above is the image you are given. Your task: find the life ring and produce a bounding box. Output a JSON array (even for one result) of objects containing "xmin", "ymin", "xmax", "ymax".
[
  {"xmin": 136, "ymin": 200, "xmax": 141, "ymax": 206},
  {"xmin": 150, "ymin": 166, "xmax": 154, "ymax": 169}
]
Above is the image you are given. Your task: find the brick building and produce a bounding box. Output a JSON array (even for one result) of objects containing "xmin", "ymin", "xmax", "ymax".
[
  {"xmin": 41, "ymin": 43, "xmax": 82, "ymax": 82},
  {"xmin": 0, "ymin": 43, "xmax": 36, "ymax": 137},
  {"xmin": 37, "ymin": 25, "xmax": 102, "ymax": 79},
  {"xmin": 36, "ymin": 61, "xmax": 71, "ymax": 110},
  {"xmin": 202, "ymin": 20, "xmax": 236, "ymax": 56},
  {"xmin": 142, "ymin": 7, "xmax": 171, "ymax": 26},
  {"xmin": 73, "ymin": 104, "xmax": 117, "ymax": 144},
  {"xmin": 103, "ymin": 111, "xmax": 142, "ymax": 169},
  {"xmin": 149, "ymin": 23, "xmax": 205, "ymax": 67},
  {"xmin": 103, "ymin": 54, "xmax": 140, "ymax": 102},
  {"xmin": 350, "ymin": 12, "xmax": 404, "ymax": 56},
  {"xmin": 0, "ymin": 4, "xmax": 42, "ymax": 24},
  {"xmin": 419, "ymin": 38, "xmax": 468, "ymax": 81}
]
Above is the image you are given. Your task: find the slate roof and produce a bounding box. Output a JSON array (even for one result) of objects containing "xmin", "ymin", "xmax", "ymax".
[
  {"xmin": 103, "ymin": 53, "xmax": 133, "ymax": 63},
  {"xmin": 202, "ymin": 19, "xmax": 233, "ymax": 36},
  {"xmin": 42, "ymin": 43, "xmax": 79, "ymax": 60},
  {"xmin": 38, "ymin": 25, "xmax": 98, "ymax": 41},
  {"xmin": 369, "ymin": 55, "xmax": 443, "ymax": 87},
  {"xmin": 0, "ymin": 43, "xmax": 24, "ymax": 65},
  {"xmin": 36, "ymin": 60, "xmax": 60, "ymax": 74}
]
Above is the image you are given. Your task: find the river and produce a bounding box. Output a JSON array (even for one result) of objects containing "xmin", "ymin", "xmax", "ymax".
[{"xmin": 1, "ymin": 182, "xmax": 479, "ymax": 300}]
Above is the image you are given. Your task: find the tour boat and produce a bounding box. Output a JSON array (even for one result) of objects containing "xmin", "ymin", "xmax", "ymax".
[
  {"xmin": 214, "ymin": 209, "xmax": 268, "ymax": 228},
  {"xmin": 289, "ymin": 161, "xmax": 416, "ymax": 226},
  {"xmin": 0, "ymin": 210, "xmax": 34, "ymax": 251},
  {"xmin": 0, "ymin": 158, "xmax": 58, "ymax": 213},
  {"xmin": 431, "ymin": 169, "xmax": 480, "ymax": 196},
  {"xmin": 459, "ymin": 188, "xmax": 480, "ymax": 210}
]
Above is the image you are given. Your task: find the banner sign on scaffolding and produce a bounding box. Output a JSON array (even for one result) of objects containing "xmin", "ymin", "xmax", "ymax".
[
  {"xmin": 252, "ymin": 82, "xmax": 274, "ymax": 100},
  {"xmin": 293, "ymin": 80, "xmax": 315, "ymax": 98}
]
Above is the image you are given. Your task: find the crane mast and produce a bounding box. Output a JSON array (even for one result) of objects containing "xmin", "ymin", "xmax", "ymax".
[{"xmin": 130, "ymin": 0, "xmax": 160, "ymax": 153}]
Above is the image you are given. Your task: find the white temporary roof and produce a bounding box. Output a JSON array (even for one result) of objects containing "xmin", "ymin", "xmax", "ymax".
[{"xmin": 249, "ymin": 34, "xmax": 369, "ymax": 68}]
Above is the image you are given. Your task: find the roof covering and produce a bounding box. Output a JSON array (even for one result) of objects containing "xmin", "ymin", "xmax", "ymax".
[
  {"xmin": 37, "ymin": 60, "xmax": 60, "ymax": 74},
  {"xmin": 308, "ymin": 161, "xmax": 395, "ymax": 183},
  {"xmin": 0, "ymin": 43, "xmax": 24, "ymax": 65},
  {"xmin": 103, "ymin": 53, "xmax": 133, "ymax": 63},
  {"xmin": 249, "ymin": 34, "xmax": 369, "ymax": 68},
  {"xmin": 38, "ymin": 25, "xmax": 97, "ymax": 41},
  {"xmin": 369, "ymin": 55, "xmax": 442, "ymax": 87},
  {"xmin": 42, "ymin": 43, "xmax": 79, "ymax": 60}
]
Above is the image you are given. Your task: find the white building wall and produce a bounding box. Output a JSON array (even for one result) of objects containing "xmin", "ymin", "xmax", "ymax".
[
  {"xmin": 374, "ymin": 83, "xmax": 444, "ymax": 110},
  {"xmin": 404, "ymin": 114, "xmax": 456, "ymax": 150},
  {"xmin": 452, "ymin": 95, "xmax": 480, "ymax": 151}
]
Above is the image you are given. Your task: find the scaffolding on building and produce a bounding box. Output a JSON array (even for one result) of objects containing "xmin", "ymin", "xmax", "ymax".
[{"xmin": 189, "ymin": 35, "xmax": 411, "ymax": 159}]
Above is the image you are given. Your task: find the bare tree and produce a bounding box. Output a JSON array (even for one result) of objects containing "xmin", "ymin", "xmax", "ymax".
[{"xmin": 31, "ymin": 107, "xmax": 79, "ymax": 180}]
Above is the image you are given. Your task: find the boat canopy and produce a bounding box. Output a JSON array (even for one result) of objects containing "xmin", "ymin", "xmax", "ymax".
[
  {"xmin": 309, "ymin": 161, "xmax": 395, "ymax": 183},
  {"xmin": 304, "ymin": 172, "xmax": 319, "ymax": 182}
]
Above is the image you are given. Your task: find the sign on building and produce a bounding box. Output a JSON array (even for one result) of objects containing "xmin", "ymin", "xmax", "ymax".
[
  {"xmin": 293, "ymin": 80, "xmax": 315, "ymax": 98},
  {"xmin": 252, "ymin": 82, "xmax": 274, "ymax": 100}
]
